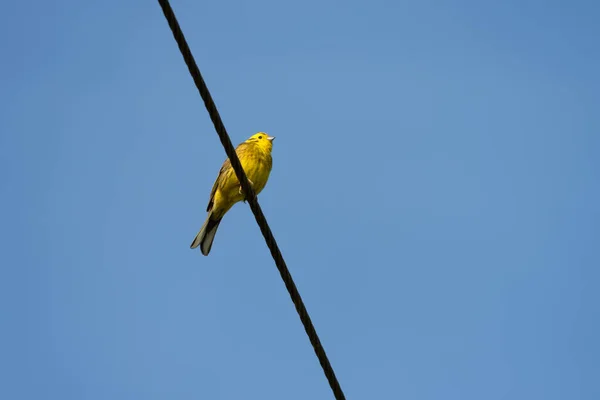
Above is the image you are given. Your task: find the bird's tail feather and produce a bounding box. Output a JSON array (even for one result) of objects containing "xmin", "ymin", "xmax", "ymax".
[{"xmin": 190, "ymin": 213, "xmax": 222, "ymax": 256}]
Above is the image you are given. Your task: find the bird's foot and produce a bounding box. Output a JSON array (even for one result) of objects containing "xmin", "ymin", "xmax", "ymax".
[{"xmin": 239, "ymin": 179, "xmax": 254, "ymax": 202}]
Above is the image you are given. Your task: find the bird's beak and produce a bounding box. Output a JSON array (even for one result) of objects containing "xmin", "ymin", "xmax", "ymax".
[{"xmin": 267, "ymin": 135, "xmax": 275, "ymax": 142}]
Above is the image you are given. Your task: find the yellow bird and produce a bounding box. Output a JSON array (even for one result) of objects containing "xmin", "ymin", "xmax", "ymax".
[{"xmin": 191, "ymin": 132, "xmax": 275, "ymax": 255}]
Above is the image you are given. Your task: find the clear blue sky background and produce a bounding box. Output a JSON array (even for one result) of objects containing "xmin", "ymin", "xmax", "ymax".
[{"xmin": 2, "ymin": 0, "xmax": 599, "ymax": 399}]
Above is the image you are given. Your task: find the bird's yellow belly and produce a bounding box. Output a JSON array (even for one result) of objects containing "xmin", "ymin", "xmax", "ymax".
[
  {"xmin": 212, "ymin": 155, "xmax": 271, "ymax": 217},
  {"xmin": 243, "ymin": 156, "xmax": 270, "ymax": 193}
]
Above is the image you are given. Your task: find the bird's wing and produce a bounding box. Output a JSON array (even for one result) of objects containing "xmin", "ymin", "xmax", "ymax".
[
  {"xmin": 206, "ymin": 158, "xmax": 231, "ymax": 212},
  {"xmin": 206, "ymin": 142, "xmax": 247, "ymax": 212}
]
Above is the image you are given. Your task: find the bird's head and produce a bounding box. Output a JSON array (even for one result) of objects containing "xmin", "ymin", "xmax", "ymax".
[{"xmin": 246, "ymin": 132, "xmax": 275, "ymax": 152}]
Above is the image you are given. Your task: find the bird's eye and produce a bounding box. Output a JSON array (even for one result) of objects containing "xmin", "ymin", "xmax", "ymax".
[{"xmin": 258, "ymin": 136, "xmax": 263, "ymax": 139}]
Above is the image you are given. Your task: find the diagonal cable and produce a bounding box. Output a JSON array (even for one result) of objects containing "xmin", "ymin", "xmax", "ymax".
[{"xmin": 157, "ymin": 1, "xmax": 346, "ymax": 399}]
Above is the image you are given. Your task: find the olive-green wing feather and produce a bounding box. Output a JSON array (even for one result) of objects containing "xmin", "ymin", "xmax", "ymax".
[
  {"xmin": 205, "ymin": 142, "xmax": 249, "ymax": 212},
  {"xmin": 206, "ymin": 158, "xmax": 230, "ymax": 212}
]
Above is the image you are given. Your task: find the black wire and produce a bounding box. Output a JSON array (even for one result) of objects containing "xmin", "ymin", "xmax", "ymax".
[{"xmin": 157, "ymin": 1, "xmax": 346, "ymax": 399}]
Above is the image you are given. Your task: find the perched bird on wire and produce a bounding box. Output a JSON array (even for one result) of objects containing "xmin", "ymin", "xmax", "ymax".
[{"xmin": 191, "ymin": 132, "xmax": 275, "ymax": 255}]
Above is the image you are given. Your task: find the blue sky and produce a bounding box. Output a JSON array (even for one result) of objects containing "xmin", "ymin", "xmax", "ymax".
[{"xmin": 2, "ymin": 0, "xmax": 599, "ymax": 399}]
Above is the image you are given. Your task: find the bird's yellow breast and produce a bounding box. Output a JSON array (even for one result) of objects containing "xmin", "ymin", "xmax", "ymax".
[{"xmin": 211, "ymin": 142, "xmax": 272, "ymax": 218}]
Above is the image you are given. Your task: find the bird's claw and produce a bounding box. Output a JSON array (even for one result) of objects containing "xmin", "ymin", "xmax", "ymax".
[{"xmin": 239, "ymin": 179, "xmax": 254, "ymax": 203}]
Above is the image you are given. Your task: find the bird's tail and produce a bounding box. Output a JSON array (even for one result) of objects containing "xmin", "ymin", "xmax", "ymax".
[{"xmin": 190, "ymin": 213, "xmax": 222, "ymax": 256}]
